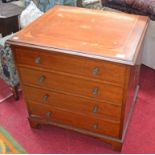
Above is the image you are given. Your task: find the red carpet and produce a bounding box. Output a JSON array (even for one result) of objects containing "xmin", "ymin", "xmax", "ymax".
[
  {"xmin": 0, "ymin": 79, "xmax": 12, "ymax": 103},
  {"xmin": 0, "ymin": 65, "xmax": 155, "ymax": 153}
]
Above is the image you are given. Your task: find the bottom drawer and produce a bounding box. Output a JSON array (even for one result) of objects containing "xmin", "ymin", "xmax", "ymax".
[{"xmin": 28, "ymin": 102, "xmax": 121, "ymax": 138}]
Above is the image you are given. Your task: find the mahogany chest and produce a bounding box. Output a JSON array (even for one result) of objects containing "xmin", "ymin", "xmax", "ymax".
[{"xmin": 8, "ymin": 6, "xmax": 148, "ymax": 151}]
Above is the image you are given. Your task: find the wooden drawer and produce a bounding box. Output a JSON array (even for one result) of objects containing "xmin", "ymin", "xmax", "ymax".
[
  {"xmin": 24, "ymin": 86, "xmax": 122, "ymax": 121},
  {"xmin": 19, "ymin": 67, "xmax": 123, "ymax": 105},
  {"xmin": 14, "ymin": 47, "xmax": 126, "ymax": 85},
  {"xmin": 29, "ymin": 102, "xmax": 120, "ymax": 138}
]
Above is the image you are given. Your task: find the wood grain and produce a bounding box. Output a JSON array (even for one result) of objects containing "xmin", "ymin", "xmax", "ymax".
[
  {"xmin": 14, "ymin": 46, "xmax": 126, "ymax": 85},
  {"xmin": 19, "ymin": 67, "xmax": 123, "ymax": 105},
  {"xmin": 24, "ymin": 86, "xmax": 122, "ymax": 121},
  {"xmin": 29, "ymin": 101, "xmax": 121, "ymax": 138},
  {"xmin": 8, "ymin": 5, "xmax": 148, "ymax": 65},
  {"xmin": 8, "ymin": 6, "xmax": 148, "ymax": 151}
]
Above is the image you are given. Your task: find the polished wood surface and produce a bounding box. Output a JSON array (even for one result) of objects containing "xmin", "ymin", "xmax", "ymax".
[
  {"xmin": 14, "ymin": 46, "xmax": 126, "ymax": 85},
  {"xmin": 29, "ymin": 101, "xmax": 120, "ymax": 138},
  {"xmin": 24, "ymin": 86, "xmax": 122, "ymax": 121},
  {"xmin": 9, "ymin": 6, "xmax": 148, "ymax": 151},
  {"xmin": 9, "ymin": 5, "xmax": 148, "ymax": 64},
  {"xmin": 19, "ymin": 67, "xmax": 123, "ymax": 104}
]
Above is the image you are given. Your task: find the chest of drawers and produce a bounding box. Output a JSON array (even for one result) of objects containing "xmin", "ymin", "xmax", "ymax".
[{"xmin": 8, "ymin": 6, "xmax": 148, "ymax": 151}]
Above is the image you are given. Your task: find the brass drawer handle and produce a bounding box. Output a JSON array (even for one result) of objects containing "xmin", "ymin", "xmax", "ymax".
[
  {"xmin": 92, "ymin": 123, "xmax": 98, "ymax": 129},
  {"xmin": 42, "ymin": 94, "xmax": 49, "ymax": 102},
  {"xmin": 92, "ymin": 87, "xmax": 98, "ymax": 96},
  {"xmin": 35, "ymin": 56, "xmax": 41, "ymax": 64},
  {"xmin": 92, "ymin": 105, "xmax": 98, "ymax": 113},
  {"xmin": 46, "ymin": 112, "xmax": 52, "ymax": 117},
  {"xmin": 38, "ymin": 75, "xmax": 46, "ymax": 83},
  {"xmin": 92, "ymin": 67, "xmax": 100, "ymax": 76}
]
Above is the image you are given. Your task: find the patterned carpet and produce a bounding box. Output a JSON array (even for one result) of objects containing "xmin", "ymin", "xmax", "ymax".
[{"xmin": 0, "ymin": 126, "xmax": 26, "ymax": 154}]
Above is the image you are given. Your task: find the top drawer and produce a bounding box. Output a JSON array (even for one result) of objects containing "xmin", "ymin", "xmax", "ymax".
[{"xmin": 14, "ymin": 47, "xmax": 126, "ymax": 86}]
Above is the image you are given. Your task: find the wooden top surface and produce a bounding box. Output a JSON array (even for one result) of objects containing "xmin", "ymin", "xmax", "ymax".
[{"xmin": 8, "ymin": 5, "xmax": 148, "ymax": 65}]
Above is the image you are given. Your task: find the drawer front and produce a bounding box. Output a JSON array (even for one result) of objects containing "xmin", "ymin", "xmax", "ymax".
[
  {"xmin": 20, "ymin": 67, "xmax": 123, "ymax": 105},
  {"xmin": 24, "ymin": 86, "xmax": 122, "ymax": 121},
  {"xmin": 29, "ymin": 102, "xmax": 120, "ymax": 138},
  {"xmin": 14, "ymin": 47, "xmax": 126, "ymax": 85}
]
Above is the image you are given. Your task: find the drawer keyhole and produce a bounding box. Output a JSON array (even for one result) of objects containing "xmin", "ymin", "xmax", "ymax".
[
  {"xmin": 42, "ymin": 94, "xmax": 49, "ymax": 102},
  {"xmin": 92, "ymin": 67, "xmax": 100, "ymax": 76},
  {"xmin": 35, "ymin": 56, "xmax": 41, "ymax": 64},
  {"xmin": 38, "ymin": 75, "xmax": 46, "ymax": 83},
  {"xmin": 92, "ymin": 105, "xmax": 98, "ymax": 113},
  {"xmin": 92, "ymin": 123, "xmax": 98, "ymax": 129},
  {"xmin": 92, "ymin": 87, "xmax": 98, "ymax": 96},
  {"xmin": 46, "ymin": 112, "xmax": 52, "ymax": 117}
]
